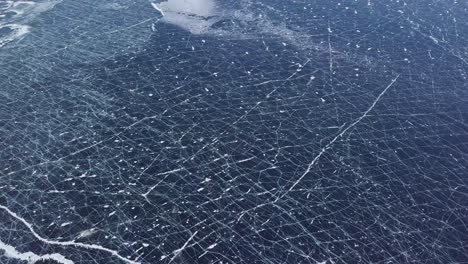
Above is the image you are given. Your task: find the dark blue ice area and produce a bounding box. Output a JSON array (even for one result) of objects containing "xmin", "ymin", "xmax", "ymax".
[{"xmin": 0, "ymin": 0, "xmax": 467, "ymax": 263}]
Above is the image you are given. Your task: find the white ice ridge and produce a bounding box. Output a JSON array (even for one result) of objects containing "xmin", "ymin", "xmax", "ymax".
[
  {"xmin": 0, "ymin": 239, "xmax": 74, "ymax": 264},
  {"xmin": 0, "ymin": 0, "xmax": 62, "ymax": 48},
  {"xmin": 150, "ymin": 0, "xmax": 217, "ymax": 34},
  {"xmin": 150, "ymin": 2, "xmax": 164, "ymax": 16},
  {"xmin": 0, "ymin": 205, "xmax": 141, "ymax": 264},
  {"xmin": 0, "ymin": 24, "xmax": 31, "ymax": 47},
  {"xmin": 275, "ymin": 75, "xmax": 401, "ymax": 202}
]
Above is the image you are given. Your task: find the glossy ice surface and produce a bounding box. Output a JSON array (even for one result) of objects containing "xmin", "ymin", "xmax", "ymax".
[{"xmin": 0, "ymin": 0, "xmax": 467, "ymax": 263}]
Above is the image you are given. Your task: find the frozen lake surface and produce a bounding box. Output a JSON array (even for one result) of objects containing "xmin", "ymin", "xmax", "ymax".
[{"xmin": 0, "ymin": 0, "xmax": 467, "ymax": 263}]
